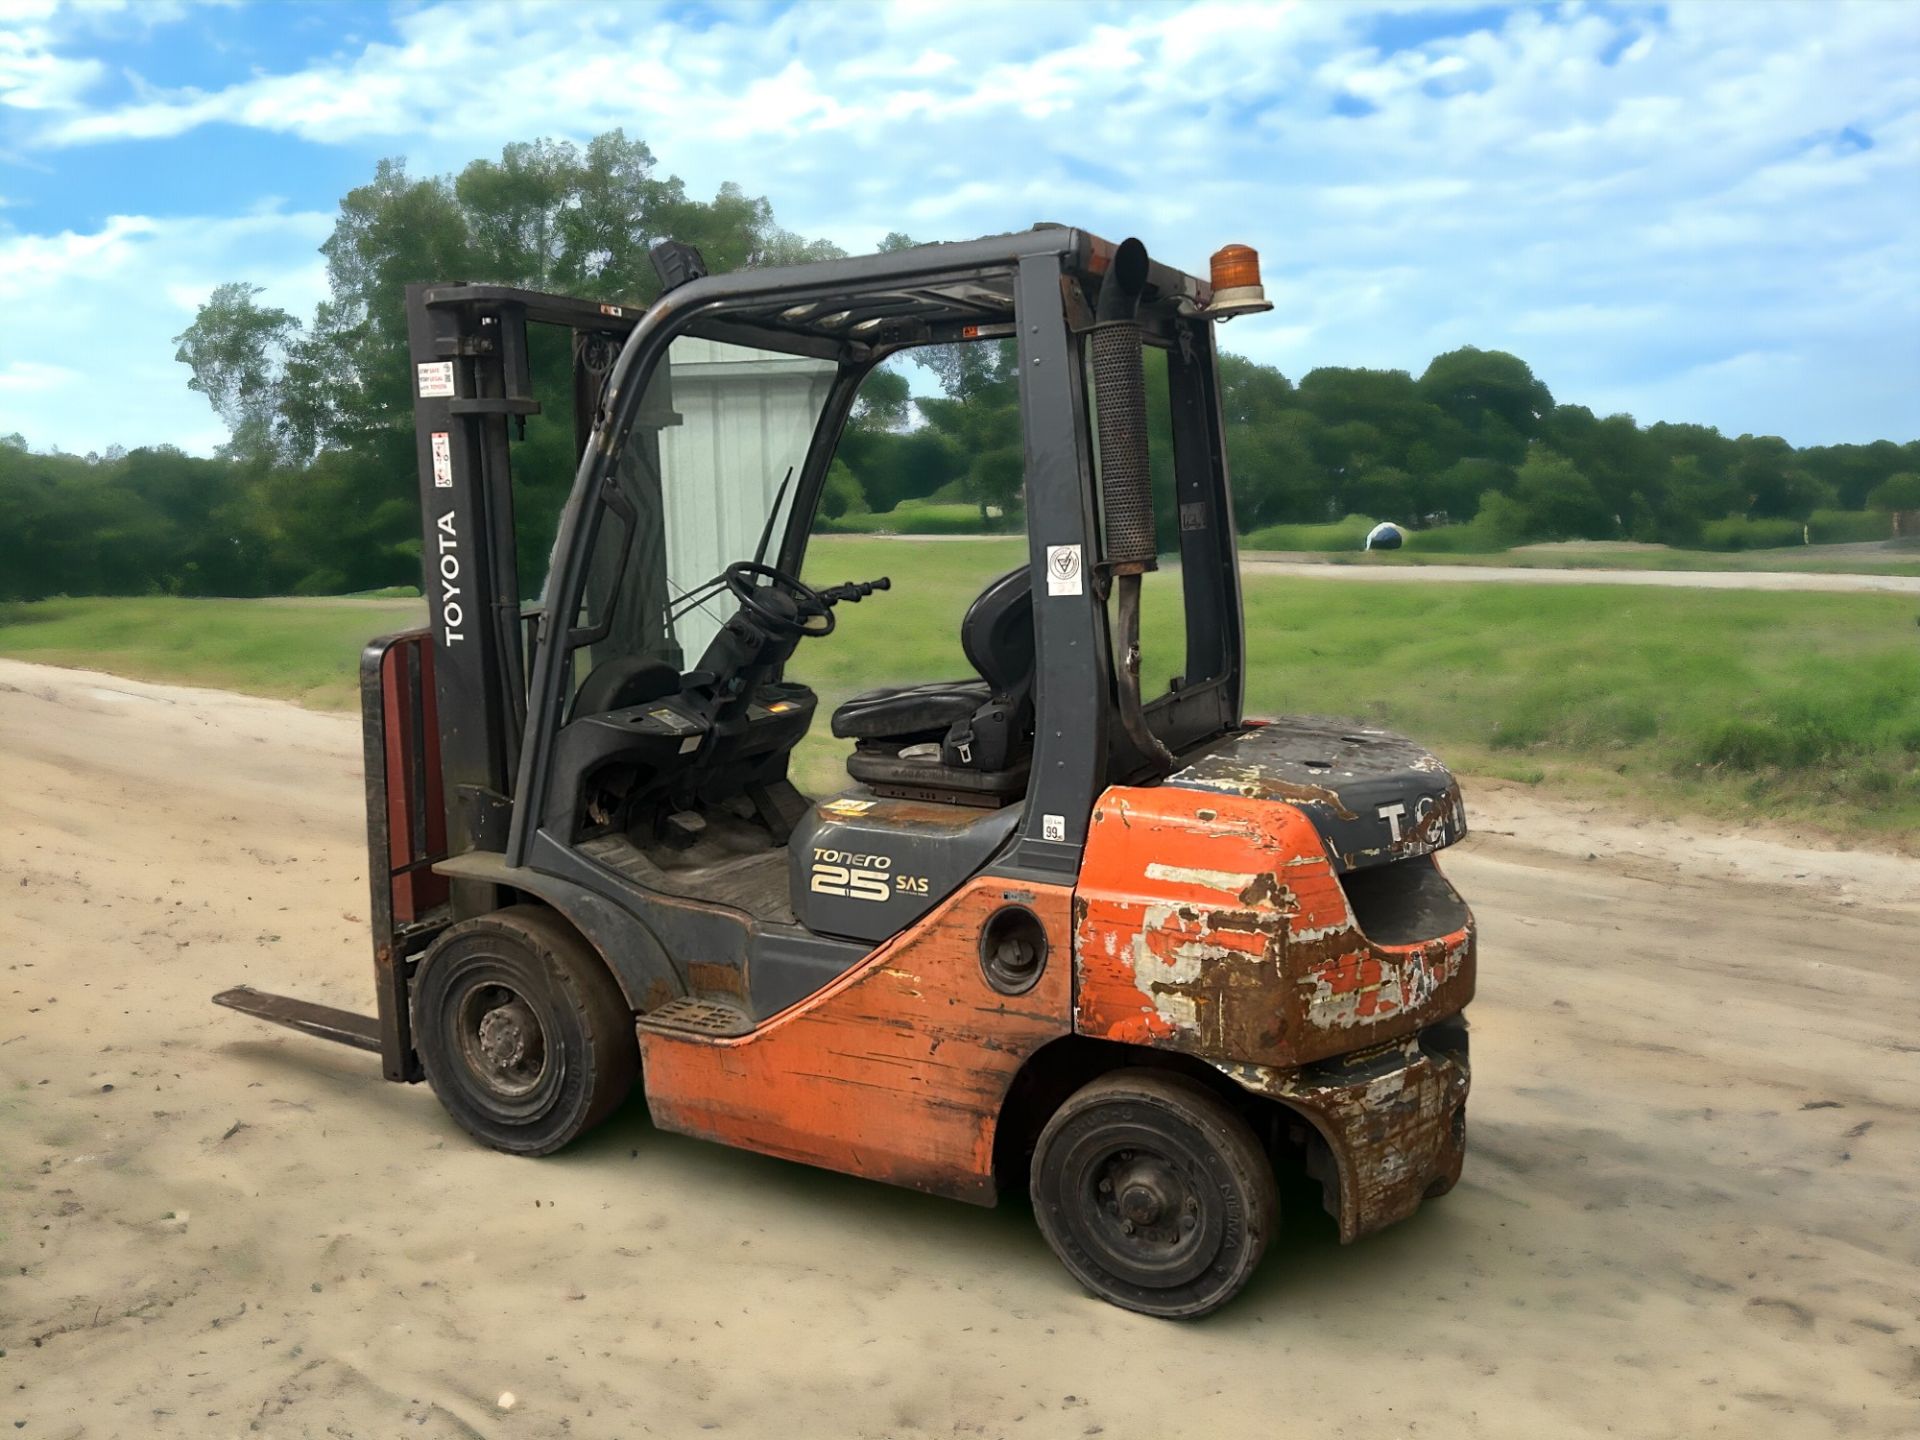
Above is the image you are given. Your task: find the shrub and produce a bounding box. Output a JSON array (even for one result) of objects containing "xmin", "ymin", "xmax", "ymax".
[
  {"xmin": 819, "ymin": 460, "xmax": 869, "ymax": 520},
  {"xmin": 1470, "ymin": 490, "xmax": 1534, "ymax": 546},
  {"xmin": 1403, "ymin": 519, "xmax": 1513, "ymax": 553},
  {"xmin": 1240, "ymin": 514, "xmax": 1377, "ymax": 551},
  {"xmin": 1696, "ymin": 516, "xmax": 1805, "ymax": 551},
  {"xmin": 821, "ymin": 501, "xmax": 1001, "ymax": 536},
  {"xmin": 291, "ymin": 568, "xmax": 350, "ymax": 596},
  {"xmin": 1806, "ymin": 509, "xmax": 1889, "ymax": 544}
]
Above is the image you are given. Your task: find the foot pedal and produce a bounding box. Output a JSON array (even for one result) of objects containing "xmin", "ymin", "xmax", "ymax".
[{"xmin": 637, "ymin": 996, "xmax": 755, "ymax": 1039}]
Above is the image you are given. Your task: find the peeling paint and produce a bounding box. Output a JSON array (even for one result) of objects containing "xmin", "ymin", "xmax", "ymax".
[
  {"xmin": 1143, "ymin": 862, "xmax": 1263, "ymax": 893},
  {"xmin": 1075, "ymin": 783, "xmax": 1474, "ymax": 1070}
]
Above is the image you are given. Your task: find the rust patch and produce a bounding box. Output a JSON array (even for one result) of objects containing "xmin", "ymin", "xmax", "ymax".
[
  {"xmin": 1239, "ymin": 871, "xmax": 1286, "ymax": 908},
  {"xmin": 687, "ymin": 960, "xmax": 747, "ymax": 999},
  {"xmin": 1216, "ymin": 1032, "xmax": 1470, "ymax": 1243}
]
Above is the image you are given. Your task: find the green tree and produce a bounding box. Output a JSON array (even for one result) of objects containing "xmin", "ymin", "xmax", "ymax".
[
  {"xmin": 1418, "ymin": 347, "xmax": 1553, "ymax": 459},
  {"xmin": 1733, "ymin": 436, "xmax": 1829, "ymax": 521},
  {"xmin": 1867, "ymin": 473, "xmax": 1920, "ymax": 510},
  {"xmin": 1510, "ymin": 449, "xmax": 1613, "ymax": 540},
  {"xmin": 1348, "ymin": 465, "xmax": 1415, "ymax": 520},
  {"xmin": 172, "ymin": 283, "xmax": 301, "ymax": 463},
  {"xmin": 1430, "ymin": 457, "xmax": 1513, "ymax": 520},
  {"xmin": 179, "ymin": 132, "xmax": 843, "ymax": 592}
]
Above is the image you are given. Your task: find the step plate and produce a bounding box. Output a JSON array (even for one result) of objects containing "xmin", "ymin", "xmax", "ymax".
[{"xmin": 637, "ymin": 997, "xmax": 755, "ymax": 1039}]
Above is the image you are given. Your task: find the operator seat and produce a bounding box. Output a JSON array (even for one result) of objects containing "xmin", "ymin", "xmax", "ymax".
[{"xmin": 829, "ymin": 565, "xmax": 1035, "ymax": 806}]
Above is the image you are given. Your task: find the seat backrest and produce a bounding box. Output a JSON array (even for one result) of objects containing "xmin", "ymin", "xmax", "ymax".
[{"xmin": 961, "ymin": 565, "xmax": 1035, "ymax": 697}]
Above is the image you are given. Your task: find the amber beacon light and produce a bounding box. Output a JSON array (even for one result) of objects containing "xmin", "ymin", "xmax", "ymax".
[{"xmin": 1207, "ymin": 243, "xmax": 1274, "ymax": 320}]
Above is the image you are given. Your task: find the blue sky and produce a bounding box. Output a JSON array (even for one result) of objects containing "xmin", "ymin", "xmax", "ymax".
[{"xmin": 1, "ymin": 0, "xmax": 1915, "ymax": 455}]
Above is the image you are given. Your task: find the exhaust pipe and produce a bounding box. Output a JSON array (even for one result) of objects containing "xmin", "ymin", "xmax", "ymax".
[{"xmin": 1091, "ymin": 238, "xmax": 1173, "ymax": 774}]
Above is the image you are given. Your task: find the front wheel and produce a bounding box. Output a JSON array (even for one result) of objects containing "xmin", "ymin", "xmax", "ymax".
[
  {"xmin": 1030, "ymin": 1070, "xmax": 1277, "ymax": 1319},
  {"xmin": 413, "ymin": 906, "xmax": 638, "ymax": 1156}
]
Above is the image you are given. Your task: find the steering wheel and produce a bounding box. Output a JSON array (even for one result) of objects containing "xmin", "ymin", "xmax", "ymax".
[{"xmin": 723, "ymin": 560, "xmax": 836, "ymax": 638}]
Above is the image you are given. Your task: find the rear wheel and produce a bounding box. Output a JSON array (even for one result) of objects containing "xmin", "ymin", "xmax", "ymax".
[
  {"xmin": 1030, "ymin": 1070, "xmax": 1277, "ymax": 1319},
  {"xmin": 413, "ymin": 906, "xmax": 637, "ymax": 1156}
]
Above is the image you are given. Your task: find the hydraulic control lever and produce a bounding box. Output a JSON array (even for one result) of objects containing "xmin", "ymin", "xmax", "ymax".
[{"xmin": 816, "ymin": 576, "xmax": 892, "ymax": 605}]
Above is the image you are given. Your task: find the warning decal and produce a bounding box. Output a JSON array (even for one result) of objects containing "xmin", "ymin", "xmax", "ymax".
[
  {"xmin": 416, "ymin": 361, "xmax": 455, "ymax": 398},
  {"xmin": 1045, "ymin": 544, "xmax": 1083, "ymax": 597},
  {"xmin": 430, "ymin": 432, "xmax": 452, "ymax": 488}
]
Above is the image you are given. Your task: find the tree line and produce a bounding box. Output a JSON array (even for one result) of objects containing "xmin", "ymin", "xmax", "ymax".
[
  {"xmin": 2, "ymin": 130, "xmax": 1915, "ymax": 603},
  {"xmin": 825, "ymin": 338, "xmax": 1920, "ymax": 547}
]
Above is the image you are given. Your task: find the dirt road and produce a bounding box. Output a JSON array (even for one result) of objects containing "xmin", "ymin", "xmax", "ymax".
[
  {"xmin": 1239, "ymin": 557, "xmax": 1920, "ymax": 594},
  {"xmin": 3, "ymin": 659, "xmax": 1916, "ymax": 1439}
]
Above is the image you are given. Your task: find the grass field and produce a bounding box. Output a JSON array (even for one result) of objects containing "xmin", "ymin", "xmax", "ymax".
[
  {"xmin": 1242, "ymin": 542, "xmax": 1920, "ymax": 577},
  {"xmin": 0, "ymin": 594, "xmax": 420, "ymax": 709},
  {"xmin": 6, "ymin": 535, "xmax": 1917, "ymax": 841},
  {"xmin": 1239, "ymin": 511, "xmax": 1920, "ymax": 574}
]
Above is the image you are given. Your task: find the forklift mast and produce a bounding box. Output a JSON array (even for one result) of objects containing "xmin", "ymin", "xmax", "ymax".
[
  {"xmin": 353, "ymin": 285, "xmax": 650, "ymax": 1076},
  {"xmin": 401, "ymin": 287, "xmax": 645, "ymax": 863}
]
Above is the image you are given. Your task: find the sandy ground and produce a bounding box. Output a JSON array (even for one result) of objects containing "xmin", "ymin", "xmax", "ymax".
[
  {"xmin": 2, "ymin": 658, "xmax": 1917, "ymax": 1440},
  {"xmin": 1238, "ymin": 557, "xmax": 1920, "ymax": 594}
]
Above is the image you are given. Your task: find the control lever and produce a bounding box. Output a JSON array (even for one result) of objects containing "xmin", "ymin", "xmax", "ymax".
[{"xmin": 817, "ymin": 576, "xmax": 892, "ymax": 605}]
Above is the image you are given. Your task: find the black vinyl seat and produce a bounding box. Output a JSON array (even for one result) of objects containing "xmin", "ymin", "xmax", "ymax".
[
  {"xmin": 830, "ymin": 679, "xmax": 991, "ymax": 740},
  {"xmin": 829, "ymin": 566, "xmax": 1035, "ymax": 806}
]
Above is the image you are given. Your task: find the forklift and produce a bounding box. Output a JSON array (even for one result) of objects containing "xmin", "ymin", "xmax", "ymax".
[{"xmin": 216, "ymin": 226, "xmax": 1474, "ymax": 1318}]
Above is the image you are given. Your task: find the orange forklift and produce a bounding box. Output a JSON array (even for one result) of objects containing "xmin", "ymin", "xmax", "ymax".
[{"xmin": 216, "ymin": 227, "xmax": 1473, "ymax": 1317}]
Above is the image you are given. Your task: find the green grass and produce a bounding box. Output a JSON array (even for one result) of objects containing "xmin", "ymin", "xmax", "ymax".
[
  {"xmin": 1230, "ymin": 579, "xmax": 1920, "ymax": 842},
  {"xmin": 6, "ymin": 536, "xmax": 1916, "ymax": 842},
  {"xmin": 0, "ymin": 594, "xmax": 423, "ymax": 709},
  {"xmin": 1247, "ymin": 542, "xmax": 1920, "ymax": 576}
]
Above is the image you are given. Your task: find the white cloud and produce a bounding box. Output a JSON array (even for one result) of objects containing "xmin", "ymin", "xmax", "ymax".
[
  {"xmin": 0, "ymin": 357, "xmax": 78, "ymax": 391},
  {"xmin": 0, "ymin": 2, "xmax": 105, "ymax": 112},
  {"xmin": 0, "ymin": 206, "xmax": 330, "ymax": 452},
  {"xmin": 1, "ymin": 0, "xmax": 1916, "ymax": 447}
]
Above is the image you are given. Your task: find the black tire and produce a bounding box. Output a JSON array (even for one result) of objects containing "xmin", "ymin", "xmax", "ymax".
[
  {"xmin": 412, "ymin": 905, "xmax": 638, "ymax": 1156},
  {"xmin": 1030, "ymin": 1070, "xmax": 1277, "ymax": 1319}
]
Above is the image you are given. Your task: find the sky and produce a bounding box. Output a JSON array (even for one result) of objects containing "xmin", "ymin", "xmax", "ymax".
[{"xmin": 0, "ymin": 0, "xmax": 1915, "ymax": 456}]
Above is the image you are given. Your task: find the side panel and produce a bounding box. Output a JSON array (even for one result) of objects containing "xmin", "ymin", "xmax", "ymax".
[
  {"xmin": 639, "ymin": 876, "xmax": 1074, "ymax": 1203},
  {"xmin": 1073, "ymin": 786, "xmax": 1473, "ymax": 1070},
  {"xmin": 789, "ymin": 795, "xmax": 1023, "ymax": 944}
]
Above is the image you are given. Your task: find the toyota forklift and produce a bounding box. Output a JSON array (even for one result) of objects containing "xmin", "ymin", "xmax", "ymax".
[{"xmin": 216, "ymin": 227, "xmax": 1474, "ymax": 1318}]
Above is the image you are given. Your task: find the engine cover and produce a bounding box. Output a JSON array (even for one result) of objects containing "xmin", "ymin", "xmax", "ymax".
[
  {"xmin": 1164, "ymin": 718, "xmax": 1466, "ymax": 873},
  {"xmin": 790, "ymin": 792, "xmax": 1022, "ymax": 944}
]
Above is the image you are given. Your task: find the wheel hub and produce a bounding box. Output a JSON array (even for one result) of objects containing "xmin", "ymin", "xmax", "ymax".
[
  {"xmin": 477, "ymin": 1001, "xmax": 537, "ymax": 1071},
  {"xmin": 1090, "ymin": 1149, "xmax": 1203, "ymax": 1265},
  {"xmin": 1114, "ymin": 1159, "xmax": 1179, "ymax": 1226},
  {"xmin": 455, "ymin": 982, "xmax": 548, "ymax": 1098}
]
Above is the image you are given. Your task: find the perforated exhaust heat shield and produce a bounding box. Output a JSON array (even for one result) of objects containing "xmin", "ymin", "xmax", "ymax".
[
  {"xmin": 1091, "ymin": 238, "xmax": 1155, "ymax": 574},
  {"xmin": 1090, "ymin": 238, "xmax": 1173, "ymax": 773}
]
